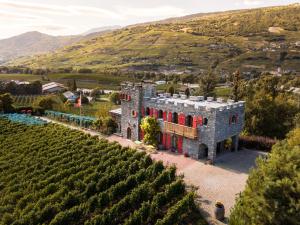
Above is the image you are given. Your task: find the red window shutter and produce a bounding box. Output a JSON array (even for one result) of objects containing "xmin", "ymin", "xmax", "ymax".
[
  {"xmin": 162, "ymin": 133, "xmax": 166, "ymax": 146},
  {"xmin": 198, "ymin": 116, "xmax": 203, "ymax": 126},
  {"xmin": 154, "ymin": 109, "xmax": 158, "ymax": 119},
  {"xmin": 150, "ymin": 108, "xmax": 153, "ymax": 117},
  {"xmin": 166, "ymin": 134, "xmax": 171, "ymax": 149},
  {"xmin": 193, "ymin": 116, "xmax": 197, "ymax": 128},
  {"xmin": 179, "ymin": 113, "xmax": 185, "ymax": 125},
  {"xmin": 163, "ymin": 111, "xmax": 167, "ymax": 121},
  {"xmin": 177, "ymin": 136, "xmax": 183, "ymax": 154},
  {"xmin": 168, "ymin": 112, "xmax": 172, "ymax": 122}
]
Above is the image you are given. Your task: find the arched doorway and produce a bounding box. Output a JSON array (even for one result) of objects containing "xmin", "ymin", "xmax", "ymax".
[
  {"xmin": 172, "ymin": 112, "xmax": 178, "ymax": 124},
  {"xmin": 145, "ymin": 107, "xmax": 150, "ymax": 116},
  {"xmin": 127, "ymin": 127, "xmax": 132, "ymax": 140},
  {"xmin": 199, "ymin": 144, "xmax": 208, "ymax": 159}
]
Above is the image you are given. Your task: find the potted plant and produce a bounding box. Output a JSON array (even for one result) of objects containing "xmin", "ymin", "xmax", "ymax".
[
  {"xmin": 214, "ymin": 201, "xmax": 225, "ymax": 221},
  {"xmin": 184, "ymin": 152, "xmax": 189, "ymax": 157}
]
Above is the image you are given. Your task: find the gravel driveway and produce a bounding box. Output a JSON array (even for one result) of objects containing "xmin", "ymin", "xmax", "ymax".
[{"xmin": 151, "ymin": 150, "xmax": 266, "ymax": 224}]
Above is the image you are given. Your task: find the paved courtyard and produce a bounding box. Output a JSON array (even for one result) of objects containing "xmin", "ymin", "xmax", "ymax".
[{"xmin": 151, "ymin": 150, "xmax": 266, "ymax": 224}]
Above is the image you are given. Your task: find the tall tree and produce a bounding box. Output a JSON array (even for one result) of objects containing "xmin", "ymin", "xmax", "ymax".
[
  {"xmin": 229, "ymin": 128, "xmax": 300, "ymax": 225},
  {"xmin": 140, "ymin": 117, "xmax": 160, "ymax": 147},
  {"xmin": 231, "ymin": 70, "xmax": 242, "ymax": 102},
  {"xmin": 0, "ymin": 93, "xmax": 13, "ymax": 113},
  {"xmin": 198, "ymin": 70, "xmax": 217, "ymax": 98}
]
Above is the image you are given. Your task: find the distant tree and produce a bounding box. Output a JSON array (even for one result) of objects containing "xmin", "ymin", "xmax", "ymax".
[
  {"xmin": 166, "ymin": 86, "xmax": 175, "ymax": 96},
  {"xmin": 67, "ymin": 79, "xmax": 77, "ymax": 92},
  {"xmin": 231, "ymin": 70, "xmax": 242, "ymax": 102},
  {"xmin": 33, "ymin": 96, "xmax": 55, "ymax": 110},
  {"xmin": 0, "ymin": 93, "xmax": 13, "ymax": 113},
  {"xmin": 229, "ymin": 128, "xmax": 300, "ymax": 225},
  {"xmin": 198, "ymin": 70, "xmax": 217, "ymax": 98},
  {"xmin": 109, "ymin": 92, "xmax": 120, "ymax": 105},
  {"xmin": 93, "ymin": 116, "xmax": 117, "ymax": 134},
  {"xmin": 140, "ymin": 117, "xmax": 160, "ymax": 146},
  {"xmin": 184, "ymin": 88, "xmax": 190, "ymax": 97}
]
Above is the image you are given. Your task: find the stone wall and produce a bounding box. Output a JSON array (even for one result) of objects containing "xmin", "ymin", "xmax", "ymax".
[{"xmin": 120, "ymin": 83, "xmax": 245, "ymax": 162}]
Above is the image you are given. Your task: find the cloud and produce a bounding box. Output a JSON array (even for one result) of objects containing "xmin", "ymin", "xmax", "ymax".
[
  {"xmin": 118, "ymin": 5, "xmax": 186, "ymax": 18},
  {"xmin": 0, "ymin": 0, "xmax": 122, "ymax": 19},
  {"xmin": 243, "ymin": 0, "xmax": 264, "ymax": 5}
]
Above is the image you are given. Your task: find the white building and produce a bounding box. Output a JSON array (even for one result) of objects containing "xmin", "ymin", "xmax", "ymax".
[{"xmin": 42, "ymin": 82, "xmax": 66, "ymax": 94}]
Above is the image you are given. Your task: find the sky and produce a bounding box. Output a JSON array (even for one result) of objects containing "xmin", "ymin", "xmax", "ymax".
[{"xmin": 0, "ymin": 0, "xmax": 299, "ymax": 39}]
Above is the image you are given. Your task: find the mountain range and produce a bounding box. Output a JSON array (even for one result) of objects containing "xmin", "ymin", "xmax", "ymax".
[
  {"xmin": 5, "ymin": 4, "xmax": 300, "ymax": 74},
  {"xmin": 0, "ymin": 26, "xmax": 121, "ymax": 63}
]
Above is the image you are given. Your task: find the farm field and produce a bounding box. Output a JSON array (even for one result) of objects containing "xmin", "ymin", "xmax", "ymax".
[
  {"xmin": 0, "ymin": 118, "xmax": 205, "ymax": 225},
  {"xmin": 13, "ymin": 95, "xmax": 42, "ymax": 107},
  {"xmin": 0, "ymin": 73, "xmax": 133, "ymax": 89}
]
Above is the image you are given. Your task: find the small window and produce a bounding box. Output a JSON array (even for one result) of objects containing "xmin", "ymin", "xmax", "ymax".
[
  {"xmin": 132, "ymin": 110, "xmax": 136, "ymax": 117},
  {"xmin": 203, "ymin": 118, "xmax": 208, "ymax": 126},
  {"xmin": 185, "ymin": 115, "xmax": 193, "ymax": 127}
]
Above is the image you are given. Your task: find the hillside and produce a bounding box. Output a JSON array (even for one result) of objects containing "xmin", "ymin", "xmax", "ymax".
[
  {"xmin": 0, "ymin": 118, "xmax": 204, "ymax": 225},
  {"xmin": 0, "ymin": 32, "xmax": 81, "ymax": 63},
  {"xmin": 0, "ymin": 26, "xmax": 122, "ymax": 64},
  {"xmin": 10, "ymin": 4, "xmax": 300, "ymax": 74}
]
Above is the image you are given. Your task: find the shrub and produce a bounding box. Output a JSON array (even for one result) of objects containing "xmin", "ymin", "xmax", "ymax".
[{"xmin": 239, "ymin": 135, "xmax": 277, "ymax": 151}]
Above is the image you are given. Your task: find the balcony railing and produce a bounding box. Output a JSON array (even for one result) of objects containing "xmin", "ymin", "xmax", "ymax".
[{"xmin": 163, "ymin": 121, "xmax": 198, "ymax": 139}]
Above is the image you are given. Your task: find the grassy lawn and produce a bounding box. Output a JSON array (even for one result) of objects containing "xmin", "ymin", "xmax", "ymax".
[
  {"xmin": 0, "ymin": 74, "xmax": 43, "ymax": 81},
  {"xmin": 53, "ymin": 100, "xmax": 119, "ymax": 117},
  {"xmin": 214, "ymin": 86, "xmax": 232, "ymax": 99}
]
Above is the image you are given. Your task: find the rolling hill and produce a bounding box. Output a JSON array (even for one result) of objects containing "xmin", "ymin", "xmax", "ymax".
[
  {"xmin": 0, "ymin": 32, "xmax": 81, "ymax": 63},
  {"xmin": 0, "ymin": 26, "xmax": 122, "ymax": 64},
  {"xmin": 9, "ymin": 4, "xmax": 300, "ymax": 74}
]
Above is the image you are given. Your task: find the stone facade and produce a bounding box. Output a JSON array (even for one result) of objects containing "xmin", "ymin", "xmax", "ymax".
[{"xmin": 112, "ymin": 82, "xmax": 245, "ymax": 162}]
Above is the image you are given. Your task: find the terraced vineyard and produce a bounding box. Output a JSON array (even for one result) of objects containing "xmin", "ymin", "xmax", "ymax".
[
  {"xmin": 13, "ymin": 95, "xmax": 42, "ymax": 106},
  {"xmin": 0, "ymin": 119, "xmax": 204, "ymax": 225}
]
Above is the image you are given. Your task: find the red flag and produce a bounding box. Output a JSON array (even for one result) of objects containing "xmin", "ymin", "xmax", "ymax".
[{"xmin": 75, "ymin": 94, "xmax": 82, "ymax": 107}]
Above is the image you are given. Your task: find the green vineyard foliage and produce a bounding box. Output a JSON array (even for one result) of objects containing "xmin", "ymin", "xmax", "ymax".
[{"xmin": 0, "ymin": 118, "xmax": 196, "ymax": 225}]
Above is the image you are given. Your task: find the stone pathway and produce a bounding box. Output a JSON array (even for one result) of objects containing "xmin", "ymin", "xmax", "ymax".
[{"xmin": 41, "ymin": 117, "xmax": 266, "ymax": 224}]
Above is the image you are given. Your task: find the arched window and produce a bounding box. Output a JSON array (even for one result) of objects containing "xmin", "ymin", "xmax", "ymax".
[
  {"xmin": 231, "ymin": 115, "xmax": 237, "ymax": 124},
  {"xmin": 185, "ymin": 115, "xmax": 193, "ymax": 127},
  {"xmin": 145, "ymin": 107, "xmax": 150, "ymax": 116},
  {"xmin": 203, "ymin": 118, "xmax": 208, "ymax": 126},
  {"xmin": 172, "ymin": 112, "xmax": 178, "ymax": 124},
  {"xmin": 127, "ymin": 127, "xmax": 132, "ymax": 139},
  {"xmin": 131, "ymin": 110, "xmax": 137, "ymax": 117},
  {"xmin": 158, "ymin": 110, "xmax": 163, "ymax": 119}
]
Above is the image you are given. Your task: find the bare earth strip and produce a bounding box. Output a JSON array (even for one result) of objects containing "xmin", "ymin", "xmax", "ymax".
[{"xmin": 41, "ymin": 117, "xmax": 266, "ymax": 224}]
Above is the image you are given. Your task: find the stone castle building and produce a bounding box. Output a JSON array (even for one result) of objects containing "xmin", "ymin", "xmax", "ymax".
[{"xmin": 110, "ymin": 82, "xmax": 245, "ymax": 162}]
